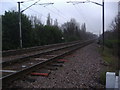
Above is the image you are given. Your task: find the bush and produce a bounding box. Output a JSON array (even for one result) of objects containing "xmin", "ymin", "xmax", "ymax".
[{"xmin": 100, "ymin": 71, "xmax": 106, "ymax": 85}]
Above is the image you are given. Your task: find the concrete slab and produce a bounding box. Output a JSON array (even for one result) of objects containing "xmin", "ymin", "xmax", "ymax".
[
  {"xmin": 115, "ymin": 76, "xmax": 118, "ymax": 88},
  {"xmin": 118, "ymin": 71, "xmax": 120, "ymax": 90},
  {"xmin": 106, "ymin": 72, "xmax": 116, "ymax": 88},
  {"xmin": 0, "ymin": 70, "xmax": 17, "ymax": 73}
]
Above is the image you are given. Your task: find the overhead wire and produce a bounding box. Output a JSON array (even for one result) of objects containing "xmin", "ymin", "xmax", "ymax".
[
  {"xmin": 66, "ymin": 1, "xmax": 94, "ymax": 32},
  {"xmin": 21, "ymin": 4, "xmax": 63, "ymax": 25},
  {"xmin": 3, "ymin": 0, "xmax": 66, "ymax": 25},
  {"xmin": 39, "ymin": 0, "xmax": 68, "ymax": 21},
  {"xmin": 73, "ymin": 0, "xmax": 87, "ymax": 22},
  {"xmin": 21, "ymin": 4, "xmax": 49, "ymax": 25},
  {"xmin": 41, "ymin": 5, "xmax": 68, "ymax": 21},
  {"xmin": 72, "ymin": 1, "xmax": 96, "ymax": 32},
  {"xmin": 44, "ymin": 1, "xmax": 67, "ymax": 25},
  {"xmin": 51, "ymin": 5, "xmax": 59, "ymax": 12},
  {"xmin": 75, "ymin": 4, "xmax": 88, "ymax": 21},
  {"xmin": 72, "ymin": 4, "xmax": 85, "ymax": 23},
  {"xmin": 51, "ymin": 5, "xmax": 69, "ymax": 20},
  {"xmin": 21, "ymin": 0, "xmax": 41, "ymax": 12},
  {"xmin": 22, "ymin": 0, "xmax": 71, "ymax": 25},
  {"xmin": 76, "ymin": 5, "xmax": 88, "ymax": 22},
  {"xmin": 76, "ymin": 4, "xmax": 97, "ymax": 30},
  {"xmin": 48, "ymin": 0, "xmax": 70, "ymax": 25},
  {"xmin": 23, "ymin": 0, "xmax": 35, "ymax": 3},
  {"xmin": 21, "ymin": 4, "xmax": 47, "ymax": 18},
  {"xmin": 66, "ymin": 0, "xmax": 86, "ymax": 23}
]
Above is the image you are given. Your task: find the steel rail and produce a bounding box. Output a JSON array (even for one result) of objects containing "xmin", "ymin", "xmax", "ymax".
[
  {"xmin": 2, "ymin": 41, "xmax": 83, "ymax": 66},
  {"xmin": 1, "ymin": 39, "xmax": 95, "ymax": 87},
  {"xmin": 3, "ymin": 40, "xmax": 80, "ymax": 57}
]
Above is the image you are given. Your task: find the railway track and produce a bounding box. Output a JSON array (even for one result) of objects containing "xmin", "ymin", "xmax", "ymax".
[
  {"xmin": 2, "ymin": 40, "xmax": 80, "ymax": 66},
  {"xmin": 1, "ymin": 39, "xmax": 95, "ymax": 87}
]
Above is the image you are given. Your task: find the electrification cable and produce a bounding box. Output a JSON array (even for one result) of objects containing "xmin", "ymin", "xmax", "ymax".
[
  {"xmin": 48, "ymin": 0, "xmax": 68, "ymax": 19},
  {"xmin": 72, "ymin": 4, "xmax": 85, "ymax": 23},
  {"xmin": 21, "ymin": 4, "xmax": 47, "ymax": 19},
  {"xmin": 51, "ymin": 5, "xmax": 69, "ymax": 20},
  {"xmin": 43, "ymin": 6, "xmax": 68, "ymax": 21},
  {"xmin": 21, "ymin": 0, "xmax": 41, "ymax": 12},
  {"xmin": 76, "ymin": 4, "xmax": 97, "ymax": 31},
  {"xmin": 72, "ymin": 3, "xmax": 95, "ymax": 32},
  {"xmin": 21, "ymin": 4, "xmax": 63, "ymax": 25},
  {"xmin": 23, "ymin": 0, "xmax": 35, "ymax": 3}
]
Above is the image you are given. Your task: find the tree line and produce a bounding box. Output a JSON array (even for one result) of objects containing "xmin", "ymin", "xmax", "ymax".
[
  {"xmin": 2, "ymin": 11, "xmax": 97, "ymax": 50},
  {"xmin": 99, "ymin": 13, "xmax": 120, "ymax": 56}
]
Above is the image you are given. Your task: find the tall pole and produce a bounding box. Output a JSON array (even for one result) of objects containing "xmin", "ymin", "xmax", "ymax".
[
  {"xmin": 17, "ymin": 0, "xmax": 41, "ymax": 48},
  {"xmin": 102, "ymin": 0, "xmax": 104, "ymax": 51},
  {"xmin": 18, "ymin": 2, "xmax": 23, "ymax": 48}
]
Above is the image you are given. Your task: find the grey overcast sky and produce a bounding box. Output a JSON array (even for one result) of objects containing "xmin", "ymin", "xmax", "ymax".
[{"xmin": 0, "ymin": 0, "xmax": 119, "ymax": 35}]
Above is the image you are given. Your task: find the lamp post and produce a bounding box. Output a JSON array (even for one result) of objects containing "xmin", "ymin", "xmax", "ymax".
[{"xmin": 67, "ymin": 0, "xmax": 105, "ymax": 51}]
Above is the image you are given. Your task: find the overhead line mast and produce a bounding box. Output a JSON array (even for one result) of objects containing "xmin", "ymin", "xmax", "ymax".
[
  {"xmin": 67, "ymin": 0, "xmax": 104, "ymax": 51},
  {"xmin": 17, "ymin": 0, "xmax": 41, "ymax": 48}
]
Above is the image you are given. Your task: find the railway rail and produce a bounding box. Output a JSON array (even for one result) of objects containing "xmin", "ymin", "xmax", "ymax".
[
  {"xmin": 1, "ymin": 39, "xmax": 96, "ymax": 87},
  {"xmin": 2, "ymin": 40, "xmax": 80, "ymax": 66}
]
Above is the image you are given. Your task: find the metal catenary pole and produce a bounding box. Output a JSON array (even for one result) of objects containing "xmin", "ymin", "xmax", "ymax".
[
  {"xmin": 17, "ymin": 0, "xmax": 42, "ymax": 48},
  {"xmin": 102, "ymin": 0, "xmax": 104, "ymax": 51},
  {"xmin": 66, "ymin": 0, "xmax": 105, "ymax": 51},
  {"xmin": 18, "ymin": 2, "xmax": 23, "ymax": 48}
]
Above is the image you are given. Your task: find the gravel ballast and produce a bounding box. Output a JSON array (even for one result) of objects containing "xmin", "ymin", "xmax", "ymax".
[{"xmin": 9, "ymin": 43, "xmax": 105, "ymax": 88}]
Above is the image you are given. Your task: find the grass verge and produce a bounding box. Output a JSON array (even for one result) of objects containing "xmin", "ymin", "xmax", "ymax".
[{"xmin": 98, "ymin": 46, "xmax": 118, "ymax": 85}]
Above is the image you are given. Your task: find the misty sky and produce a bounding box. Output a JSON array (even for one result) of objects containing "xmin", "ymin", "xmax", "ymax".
[{"xmin": 0, "ymin": 0, "xmax": 119, "ymax": 35}]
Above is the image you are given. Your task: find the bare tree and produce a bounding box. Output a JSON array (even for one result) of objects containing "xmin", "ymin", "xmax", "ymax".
[
  {"xmin": 46, "ymin": 13, "xmax": 51, "ymax": 26},
  {"xmin": 30, "ymin": 15, "xmax": 42, "ymax": 28},
  {"xmin": 54, "ymin": 19, "xmax": 58, "ymax": 27}
]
